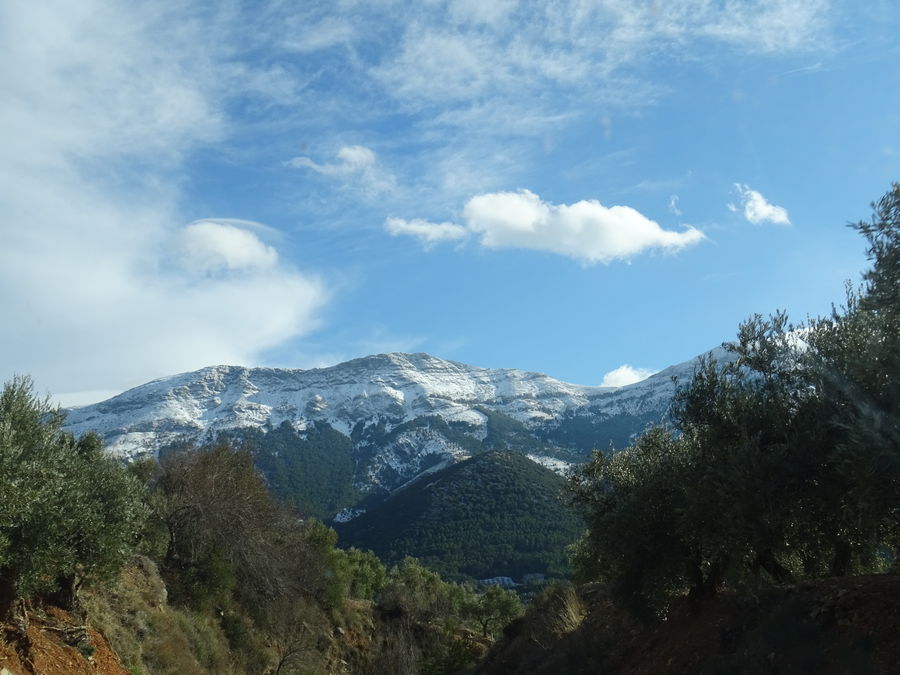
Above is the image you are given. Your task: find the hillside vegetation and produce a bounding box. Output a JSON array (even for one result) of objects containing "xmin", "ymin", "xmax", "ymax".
[
  {"xmin": 218, "ymin": 420, "xmax": 360, "ymax": 519},
  {"xmin": 336, "ymin": 451, "xmax": 582, "ymax": 580}
]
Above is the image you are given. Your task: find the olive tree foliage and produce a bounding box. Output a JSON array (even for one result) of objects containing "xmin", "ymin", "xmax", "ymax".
[
  {"xmin": 569, "ymin": 184, "xmax": 900, "ymax": 617},
  {"xmin": 804, "ymin": 182, "xmax": 900, "ymax": 572},
  {"xmin": 569, "ymin": 428, "xmax": 704, "ymax": 617},
  {"xmin": 0, "ymin": 376, "xmax": 147, "ymax": 615},
  {"xmin": 466, "ymin": 584, "xmax": 523, "ymax": 638}
]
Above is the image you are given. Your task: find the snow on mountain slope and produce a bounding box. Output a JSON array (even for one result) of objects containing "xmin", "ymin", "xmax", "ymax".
[
  {"xmin": 64, "ymin": 348, "xmax": 733, "ymax": 484},
  {"xmin": 64, "ymin": 352, "xmax": 587, "ymax": 456}
]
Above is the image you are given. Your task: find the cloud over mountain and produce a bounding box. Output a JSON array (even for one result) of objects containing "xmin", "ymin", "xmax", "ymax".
[{"xmin": 601, "ymin": 364, "xmax": 659, "ymax": 387}]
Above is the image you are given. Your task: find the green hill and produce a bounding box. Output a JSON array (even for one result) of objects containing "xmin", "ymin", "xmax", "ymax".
[{"xmin": 334, "ymin": 451, "xmax": 582, "ymax": 581}]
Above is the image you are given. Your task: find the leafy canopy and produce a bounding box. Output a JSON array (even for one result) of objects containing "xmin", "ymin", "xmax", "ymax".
[{"xmin": 0, "ymin": 376, "xmax": 147, "ymax": 611}]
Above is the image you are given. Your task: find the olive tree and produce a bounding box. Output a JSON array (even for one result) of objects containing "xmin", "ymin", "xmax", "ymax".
[
  {"xmin": 466, "ymin": 584, "xmax": 523, "ymax": 637},
  {"xmin": 0, "ymin": 376, "xmax": 147, "ymax": 616}
]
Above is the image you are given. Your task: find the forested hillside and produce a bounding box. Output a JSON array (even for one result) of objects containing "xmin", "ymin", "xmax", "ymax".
[
  {"xmin": 335, "ymin": 451, "xmax": 582, "ymax": 580},
  {"xmin": 217, "ymin": 420, "xmax": 360, "ymax": 519}
]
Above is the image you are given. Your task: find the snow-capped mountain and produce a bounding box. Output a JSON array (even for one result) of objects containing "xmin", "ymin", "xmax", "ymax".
[{"xmin": 64, "ymin": 348, "xmax": 731, "ymax": 500}]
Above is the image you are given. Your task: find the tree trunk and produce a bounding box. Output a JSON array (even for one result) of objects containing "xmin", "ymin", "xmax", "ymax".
[
  {"xmin": 752, "ymin": 549, "xmax": 794, "ymax": 584},
  {"xmin": 686, "ymin": 548, "xmax": 704, "ymax": 603},
  {"xmin": 0, "ymin": 570, "xmax": 16, "ymax": 622},
  {"xmin": 706, "ymin": 553, "xmax": 730, "ymax": 592},
  {"xmin": 164, "ymin": 521, "xmax": 178, "ymax": 567},
  {"xmin": 46, "ymin": 573, "xmax": 78, "ymax": 611},
  {"xmin": 830, "ymin": 539, "xmax": 852, "ymax": 577}
]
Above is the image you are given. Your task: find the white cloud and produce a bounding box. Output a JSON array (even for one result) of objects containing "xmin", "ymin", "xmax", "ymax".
[
  {"xmin": 448, "ymin": 0, "xmax": 519, "ymax": 27},
  {"xmin": 601, "ymin": 365, "xmax": 658, "ymax": 387},
  {"xmin": 286, "ymin": 145, "xmax": 393, "ymax": 195},
  {"xmin": 385, "ymin": 218, "xmax": 469, "ymax": 246},
  {"xmin": 0, "ymin": 2, "xmax": 330, "ymax": 400},
  {"xmin": 734, "ymin": 184, "xmax": 791, "ymax": 225},
  {"xmin": 279, "ymin": 16, "xmax": 356, "ymax": 53},
  {"xmin": 337, "ymin": 145, "xmax": 377, "ymax": 171},
  {"xmin": 697, "ymin": 0, "xmax": 830, "ymax": 53},
  {"xmin": 177, "ymin": 221, "xmax": 279, "ymax": 274},
  {"xmin": 388, "ymin": 189, "xmax": 704, "ymax": 263}
]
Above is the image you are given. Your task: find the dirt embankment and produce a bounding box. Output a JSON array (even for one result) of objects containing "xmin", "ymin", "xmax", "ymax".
[
  {"xmin": 480, "ymin": 574, "xmax": 900, "ymax": 674},
  {"xmin": 0, "ymin": 605, "xmax": 128, "ymax": 675}
]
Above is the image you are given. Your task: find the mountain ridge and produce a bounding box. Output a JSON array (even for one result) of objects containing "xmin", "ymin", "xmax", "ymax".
[{"xmin": 63, "ymin": 347, "xmax": 732, "ymax": 503}]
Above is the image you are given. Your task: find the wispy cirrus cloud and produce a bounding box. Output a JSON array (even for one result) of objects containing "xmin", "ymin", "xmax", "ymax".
[
  {"xmin": 287, "ymin": 145, "xmax": 377, "ymax": 176},
  {"xmin": 669, "ymin": 195, "xmax": 683, "ymax": 216},
  {"xmin": 387, "ymin": 189, "xmax": 704, "ymax": 264},
  {"xmin": 335, "ymin": 1, "xmax": 833, "ymax": 210},
  {"xmin": 385, "ymin": 218, "xmax": 468, "ymax": 247},
  {"xmin": 369, "ymin": 0, "xmax": 832, "ymax": 123}
]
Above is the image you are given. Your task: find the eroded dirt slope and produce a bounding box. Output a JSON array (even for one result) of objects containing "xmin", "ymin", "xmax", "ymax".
[{"xmin": 1, "ymin": 606, "xmax": 128, "ymax": 675}]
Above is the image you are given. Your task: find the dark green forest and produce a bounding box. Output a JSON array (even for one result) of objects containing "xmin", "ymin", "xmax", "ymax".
[
  {"xmin": 336, "ymin": 451, "xmax": 582, "ymax": 580},
  {"xmin": 218, "ymin": 420, "xmax": 360, "ymax": 519}
]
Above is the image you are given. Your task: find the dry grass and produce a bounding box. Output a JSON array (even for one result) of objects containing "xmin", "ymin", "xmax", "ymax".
[
  {"xmin": 81, "ymin": 556, "xmax": 238, "ymax": 674},
  {"xmin": 529, "ymin": 584, "xmax": 586, "ymax": 641}
]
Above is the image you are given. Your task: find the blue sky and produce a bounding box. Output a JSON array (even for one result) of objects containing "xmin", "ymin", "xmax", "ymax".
[{"xmin": 1, "ymin": 1, "xmax": 898, "ymax": 405}]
